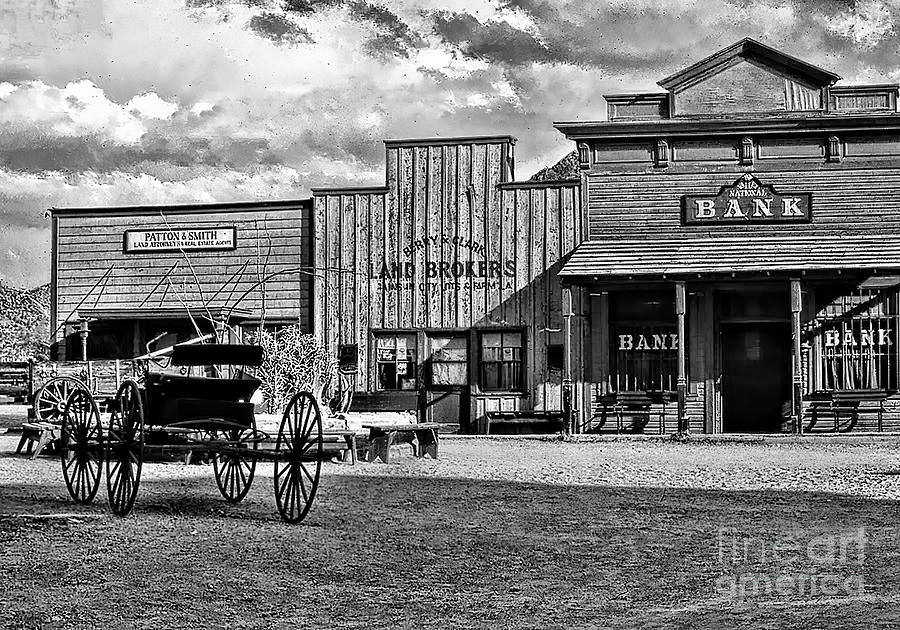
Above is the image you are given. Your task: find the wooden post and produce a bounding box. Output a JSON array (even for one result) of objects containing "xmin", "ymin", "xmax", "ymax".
[
  {"xmin": 78, "ymin": 319, "xmax": 89, "ymax": 362},
  {"xmin": 791, "ymin": 279, "xmax": 804, "ymax": 435},
  {"xmin": 562, "ymin": 285, "xmax": 574, "ymax": 435},
  {"xmin": 675, "ymin": 282, "xmax": 688, "ymax": 433}
]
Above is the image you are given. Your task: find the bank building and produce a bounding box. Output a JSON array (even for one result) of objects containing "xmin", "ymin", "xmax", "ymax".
[{"xmin": 49, "ymin": 39, "xmax": 900, "ymax": 434}]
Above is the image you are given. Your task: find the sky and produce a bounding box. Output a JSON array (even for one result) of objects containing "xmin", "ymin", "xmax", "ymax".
[{"xmin": 2, "ymin": 0, "xmax": 900, "ymax": 288}]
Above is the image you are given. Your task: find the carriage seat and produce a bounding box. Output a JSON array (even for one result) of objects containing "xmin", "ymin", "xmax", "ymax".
[{"xmin": 144, "ymin": 372, "xmax": 262, "ymax": 428}]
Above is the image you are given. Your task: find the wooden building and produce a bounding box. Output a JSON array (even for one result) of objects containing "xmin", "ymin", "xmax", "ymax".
[
  {"xmin": 556, "ymin": 38, "xmax": 900, "ymax": 433},
  {"xmin": 312, "ymin": 136, "xmax": 582, "ymax": 431},
  {"xmin": 49, "ymin": 200, "xmax": 312, "ymax": 360}
]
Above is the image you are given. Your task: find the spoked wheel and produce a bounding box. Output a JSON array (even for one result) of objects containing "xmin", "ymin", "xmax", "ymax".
[
  {"xmin": 274, "ymin": 391, "xmax": 323, "ymax": 523},
  {"xmin": 34, "ymin": 377, "xmax": 85, "ymax": 423},
  {"xmin": 60, "ymin": 388, "xmax": 103, "ymax": 504},
  {"xmin": 105, "ymin": 380, "xmax": 145, "ymax": 517},
  {"xmin": 212, "ymin": 420, "xmax": 258, "ymax": 503}
]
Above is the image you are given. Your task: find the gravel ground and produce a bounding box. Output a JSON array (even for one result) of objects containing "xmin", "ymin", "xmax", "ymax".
[{"xmin": 2, "ymin": 433, "xmax": 900, "ymax": 629}]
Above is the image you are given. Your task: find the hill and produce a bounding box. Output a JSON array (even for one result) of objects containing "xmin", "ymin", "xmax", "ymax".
[
  {"xmin": 529, "ymin": 150, "xmax": 579, "ymax": 181},
  {"xmin": 0, "ymin": 283, "xmax": 50, "ymax": 361}
]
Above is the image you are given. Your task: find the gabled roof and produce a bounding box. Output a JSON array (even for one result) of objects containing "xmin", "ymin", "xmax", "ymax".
[{"xmin": 657, "ymin": 38, "xmax": 841, "ymax": 92}]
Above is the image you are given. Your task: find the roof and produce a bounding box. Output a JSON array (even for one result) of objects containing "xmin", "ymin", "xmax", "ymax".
[
  {"xmin": 383, "ymin": 135, "xmax": 517, "ymax": 148},
  {"xmin": 657, "ymin": 38, "xmax": 841, "ymax": 91},
  {"xmin": 48, "ymin": 198, "xmax": 311, "ymax": 217},
  {"xmin": 553, "ymin": 110, "xmax": 900, "ymax": 139},
  {"xmin": 559, "ymin": 235, "xmax": 900, "ymax": 279}
]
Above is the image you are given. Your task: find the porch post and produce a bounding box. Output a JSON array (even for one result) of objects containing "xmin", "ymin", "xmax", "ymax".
[
  {"xmin": 790, "ymin": 278, "xmax": 804, "ymax": 435},
  {"xmin": 78, "ymin": 318, "xmax": 90, "ymax": 362},
  {"xmin": 562, "ymin": 285, "xmax": 574, "ymax": 435},
  {"xmin": 675, "ymin": 282, "xmax": 688, "ymax": 433}
]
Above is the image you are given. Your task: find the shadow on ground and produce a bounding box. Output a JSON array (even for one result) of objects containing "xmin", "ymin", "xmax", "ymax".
[{"xmin": 1, "ymin": 463, "xmax": 899, "ymax": 629}]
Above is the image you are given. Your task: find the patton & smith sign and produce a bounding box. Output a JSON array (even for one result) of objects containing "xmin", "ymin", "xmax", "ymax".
[
  {"xmin": 682, "ymin": 174, "xmax": 811, "ymax": 225},
  {"xmin": 124, "ymin": 227, "xmax": 237, "ymax": 253}
]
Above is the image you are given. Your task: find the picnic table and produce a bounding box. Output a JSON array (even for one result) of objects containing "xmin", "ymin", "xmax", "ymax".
[{"xmin": 362, "ymin": 423, "xmax": 441, "ymax": 463}]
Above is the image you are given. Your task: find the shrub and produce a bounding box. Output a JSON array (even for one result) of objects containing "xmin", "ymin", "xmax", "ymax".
[{"xmin": 249, "ymin": 326, "xmax": 337, "ymax": 414}]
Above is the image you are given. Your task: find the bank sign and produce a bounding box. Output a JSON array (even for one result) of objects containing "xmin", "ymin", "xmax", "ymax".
[
  {"xmin": 682, "ymin": 174, "xmax": 811, "ymax": 225},
  {"xmin": 124, "ymin": 227, "xmax": 237, "ymax": 253}
]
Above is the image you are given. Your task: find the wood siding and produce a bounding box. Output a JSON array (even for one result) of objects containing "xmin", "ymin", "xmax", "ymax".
[
  {"xmin": 675, "ymin": 58, "xmax": 822, "ymax": 115},
  {"xmin": 313, "ymin": 138, "xmax": 583, "ymax": 427},
  {"xmin": 53, "ymin": 203, "xmax": 312, "ymax": 348},
  {"xmin": 586, "ymin": 166, "xmax": 900, "ymax": 242}
]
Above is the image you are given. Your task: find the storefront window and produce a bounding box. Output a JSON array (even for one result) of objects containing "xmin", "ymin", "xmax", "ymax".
[
  {"xmin": 818, "ymin": 287, "xmax": 898, "ymax": 391},
  {"xmin": 375, "ymin": 333, "xmax": 417, "ymax": 391},
  {"xmin": 428, "ymin": 335, "xmax": 468, "ymax": 387},
  {"xmin": 480, "ymin": 331, "xmax": 524, "ymax": 390},
  {"xmin": 610, "ymin": 293, "xmax": 678, "ymax": 392}
]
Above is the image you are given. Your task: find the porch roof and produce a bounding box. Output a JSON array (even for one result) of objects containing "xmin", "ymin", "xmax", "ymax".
[{"xmin": 558, "ymin": 234, "xmax": 900, "ymax": 279}]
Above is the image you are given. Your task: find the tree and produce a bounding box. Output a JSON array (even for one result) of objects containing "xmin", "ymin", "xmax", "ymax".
[{"xmin": 249, "ymin": 326, "xmax": 336, "ymax": 413}]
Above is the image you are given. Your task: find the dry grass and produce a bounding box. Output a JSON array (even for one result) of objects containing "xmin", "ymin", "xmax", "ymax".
[{"xmin": 2, "ymin": 435, "xmax": 900, "ymax": 629}]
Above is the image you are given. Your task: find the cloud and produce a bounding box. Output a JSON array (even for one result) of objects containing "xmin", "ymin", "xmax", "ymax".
[
  {"xmin": 825, "ymin": 0, "xmax": 897, "ymax": 47},
  {"xmin": 0, "ymin": 80, "xmax": 148, "ymax": 145}
]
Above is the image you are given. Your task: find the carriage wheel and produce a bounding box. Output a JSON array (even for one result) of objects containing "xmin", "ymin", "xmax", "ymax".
[
  {"xmin": 212, "ymin": 420, "xmax": 257, "ymax": 503},
  {"xmin": 274, "ymin": 392, "xmax": 323, "ymax": 524},
  {"xmin": 105, "ymin": 380, "xmax": 145, "ymax": 517},
  {"xmin": 34, "ymin": 376, "xmax": 85, "ymax": 423},
  {"xmin": 60, "ymin": 388, "xmax": 103, "ymax": 504}
]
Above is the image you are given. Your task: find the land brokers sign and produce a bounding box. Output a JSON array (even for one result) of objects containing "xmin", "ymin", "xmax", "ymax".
[
  {"xmin": 124, "ymin": 227, "xmax": 237, "ymax": 253},
  {"xmin": 682, "ymin": 173, "xmax": 811, "ymax": 225}
]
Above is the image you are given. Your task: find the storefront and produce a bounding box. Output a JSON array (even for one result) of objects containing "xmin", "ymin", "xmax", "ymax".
[
  {"xmin": 312, "ymin": 136, "xmax": 582, "ymax": 432},
  {"xmin": 555, "ymin": 38, "xmax": 900, "ymax": 433},
  {"xmin": 49, "ymin": 199, "xmax": 312, "ymax": 360},
  {"xmin": 49, "ymin": 38, "xmax": 900, "ymax": 435}
]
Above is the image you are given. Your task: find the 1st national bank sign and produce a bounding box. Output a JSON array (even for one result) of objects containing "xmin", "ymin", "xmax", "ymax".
[{"xmin": 682, "ymin": 173, "xmax": 811, "ymax": 224}]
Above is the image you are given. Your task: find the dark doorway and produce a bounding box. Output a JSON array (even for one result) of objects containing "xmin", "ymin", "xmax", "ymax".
[{"xmin": 721, "ymin": 322, "xmax": 791, "ymax": 433}]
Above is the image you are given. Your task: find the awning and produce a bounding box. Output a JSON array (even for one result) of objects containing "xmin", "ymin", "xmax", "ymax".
[
  {"xmin": 559, "ymin": 234, "xmax": 900, "ymax": 279},
  {"xmin": 74, "ymin": 307, "xmax": 252, "ymax": 322}
]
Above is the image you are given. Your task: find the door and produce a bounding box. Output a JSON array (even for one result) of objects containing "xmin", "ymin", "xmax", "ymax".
[
  {"xmin": 423, "ymin": 334, "xmax": 470, "ymax": 432},
  {"xmin": 721, "ymin": 322, "xmax": 791, "ymax": 433}
]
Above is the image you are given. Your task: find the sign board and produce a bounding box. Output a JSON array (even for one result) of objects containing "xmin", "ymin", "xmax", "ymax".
[
  {"xmin": 682, "ymin": 174, "xmax": 811, "ymax": 225},
  {"xmin": 124, "ymin": 227, "xmax": 237, "ymax": 253}
]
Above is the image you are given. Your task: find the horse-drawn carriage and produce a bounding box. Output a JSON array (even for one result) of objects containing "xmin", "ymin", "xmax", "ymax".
[{"xmin": 57, "ymin": 341, "xmax": 325, "ymax": 523}]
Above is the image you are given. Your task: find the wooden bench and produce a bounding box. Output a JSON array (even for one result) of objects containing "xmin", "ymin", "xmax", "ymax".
[
  {"xmin": 592, "ymin": 391, "xmax": 676, "ymax": 434},
  {"xmin": 15, "ymin": 422, "xmax": 60, "ymax": 459},
  {"xmin": 362, "ymin": 423, "xmax": 441, "ymax": 463},
  {"xmin": 806, "ymin": 389, "xmax": 888, "ymax": 432},
  {"xmin": 321, "ymin": 430, "xmax": 360, "ymax": 465},
  {"xmin": 482, "ymin": 410, "xmax": 564, "ymax": 435},
  {"xmin": 0, "ymin": 360, "xmax": 33, "ymax": 404}
]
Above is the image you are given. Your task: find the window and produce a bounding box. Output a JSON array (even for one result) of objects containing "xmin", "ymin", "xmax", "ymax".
[
  {"xmin": 480, "ymin": 331, "xmax": 524, "ymax": 390},
  {"xmin": 375, "ymin": 334, "xmax": 417, "ymax": 390},
  {"xmin": 428, "ymin": 335, "xmax": 468, "ymax": 387},
  {"xmin": 818, "ymin": 287, "xmax": 898, "ymax": 391},
  {"xmin": 609, "ymin": 293, "xmax": 678, "ymax": 392}
]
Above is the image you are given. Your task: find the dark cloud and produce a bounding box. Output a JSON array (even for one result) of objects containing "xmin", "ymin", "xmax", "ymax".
[
  {"xmin": 431, "ymin": 11, "xmax": 552, "ymax": 66},
  {"xmin": 248, "ymin": 12, "xmax": 314, "ymax": 44}
]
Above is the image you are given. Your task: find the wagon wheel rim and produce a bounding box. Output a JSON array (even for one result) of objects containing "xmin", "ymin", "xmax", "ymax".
[
  {"xmin": 35, "ymin": 377, "xmax": 84, "ymax": 423},
  {"xmin": 274, "ymin": 392, "xmax": 323, "ymax": 524},
  {"xmin": 212, "ymin": 420, "xmax": 258, "ymax": 504},
  {"xmin": 105, "ymin": 380, "xmax": 144, "ymax": 517},
  {"xmin": 60, "ymin": 388, "xmax": 103, "ymax": 504}
]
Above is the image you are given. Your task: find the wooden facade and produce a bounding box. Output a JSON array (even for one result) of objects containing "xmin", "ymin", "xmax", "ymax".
[
  {"xmin": 313, "ymin": 137, "xmax": 583, "ymax": 431},
  {"xmin": 556, "ymin": 38, "xmax": 900, "ymax": 434},
  {"xmin": 50, "ymin": 200, "xmax": 312, "ymax": 360}
]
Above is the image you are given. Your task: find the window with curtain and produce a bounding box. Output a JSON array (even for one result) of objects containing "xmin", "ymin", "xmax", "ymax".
[
  {"xmin": 819, "ymin": 287, "xmax": 898, "ymax": 391},
  {"xmin": 375, "ymin": 333, "xmax": 417, "ymax": 391},
  {"xmin": 609, "ymin": 293, "xmax": 678, "ymax": 392},
  {"xmin": 480, "ymin": 331, "xmax": 524, "ymax": 391},
  {"xmin": 428, "ymin": 335, "xmax": 468, "ymax": 387}
]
